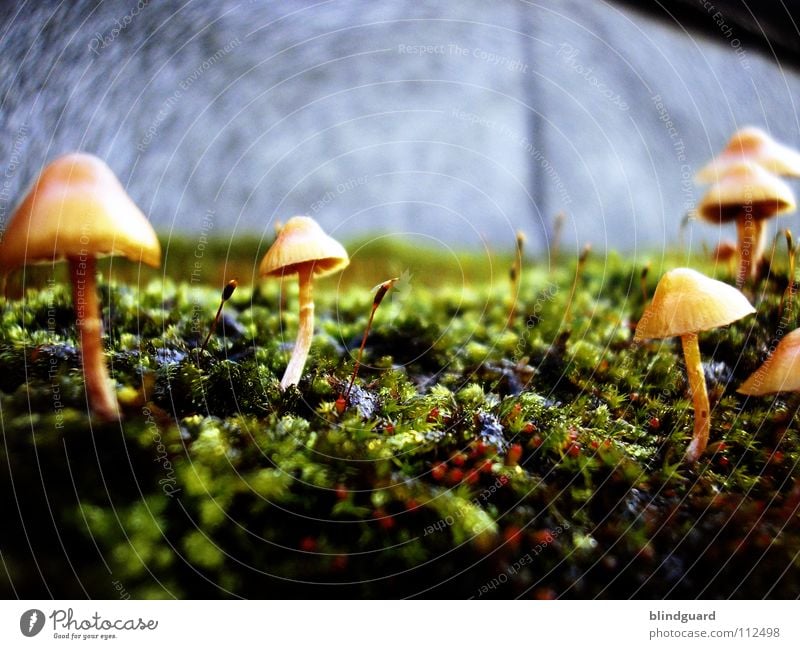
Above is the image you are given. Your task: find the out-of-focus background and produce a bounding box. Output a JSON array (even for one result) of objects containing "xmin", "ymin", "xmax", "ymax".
[{"xmin": 1, "ymin": 0, "xmax": 799, "ymax": 256}]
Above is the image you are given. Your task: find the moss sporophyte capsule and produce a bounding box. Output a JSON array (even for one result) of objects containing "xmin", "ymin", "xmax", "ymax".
[{"xmin": 198, "ymin": 278, "xmax": 238, "ymax": 356}]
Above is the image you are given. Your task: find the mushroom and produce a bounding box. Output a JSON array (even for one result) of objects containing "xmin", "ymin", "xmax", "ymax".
[
  {"xmin": 697, "ymin": 161, "xmax": 795, "ymax": 283},
  {"xmin": 0, "ymin": 152, "xmax": 161, "ymax": 421},
  {"xmin": 259, "ymin": 216, "xmax": 349, "ymax": 390},
  {"xmin": 711, "ymin": 239, "xmax": 738, "ymax": 276},
  {"xmin": 635, "ymin": 268, "xmax": 755, "ymax": 461},
  {"xmin": 696, "ymin": 126, "xmax": 800, "ymax": 184},
  {"xmin": 738, "ymin": 328, "xmax": 800, "ymax": 396}
]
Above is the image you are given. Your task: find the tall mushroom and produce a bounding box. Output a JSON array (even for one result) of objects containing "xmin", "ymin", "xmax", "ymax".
[
  {"xmin": 635, "ymin": 268, "xmax": 755, "ymax": 462},
  {"xmin": 259, "ymin": 216, "xmax": 349, "ymax": 390},
  {"xmin": 738, "ymin": 328, "xmax": 800, "ymax": 396},
  {"xmin": 696, "ymin": 126, "xmax": 800, "ymax": 183},
  {"xmin": 0, "ymin": 152, "xmax": 161, "ymax": 421},
  {"xmin": 697, "ymin": 161, "xmax": 795, "ymax": 283}
]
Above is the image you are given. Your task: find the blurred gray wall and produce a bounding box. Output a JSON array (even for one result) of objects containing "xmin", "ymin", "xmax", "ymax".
[{"xmin": 1, "ymin": 0, "xmax": 799, "ymax": 255}]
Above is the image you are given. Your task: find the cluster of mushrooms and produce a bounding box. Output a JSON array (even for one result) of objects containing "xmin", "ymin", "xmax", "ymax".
[
  {"xmin": 637, "ymin": 127, "xmax": 800, "ymax": 462},
  {"xmin": 1, "ymin": 134, "xmax": 799, "ymax": 465},
  {"xmin": 0, "ymin": 153, "xmax": 349, "ymax": 421},
  {"xmin": 695, "ymin": 126, "xmax": 800, "ymax": 284}
]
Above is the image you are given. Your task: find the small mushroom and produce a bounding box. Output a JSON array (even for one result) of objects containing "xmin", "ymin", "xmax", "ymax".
[
  {"xmin": 738, "ymin": 328, "xmax": 800, "ymax": 396},
  {"xmin": 711, "ymin": 239, "xmax": 738, "ymax": 276},
  {"xmin": 0, "ymin": 152, "xmax": 161, "ymax": 421},
  {"xmin": 696, "ymin": 126, "xmax": 800, "ymax": 184},
  {"xmin": 635, "ymin": 268, "xmax": 755, "ymax": 461},
  {"xmin": 259, "ymin": 216, "xmax": 349, "ymax": 390},
  {"xmin": 697, "ymin": 161, "xmax": 795, "ymax": 283}
]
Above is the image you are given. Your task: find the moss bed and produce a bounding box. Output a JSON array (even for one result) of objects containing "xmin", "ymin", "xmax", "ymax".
[{"xmin": 1, "ymin": 240, "xmax": 799, "ymax": 598}]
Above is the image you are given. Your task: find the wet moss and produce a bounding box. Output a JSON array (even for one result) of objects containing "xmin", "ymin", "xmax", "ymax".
[{"xmin": 0, "ymin": 247, "xmax": 798, "ymax": 598}]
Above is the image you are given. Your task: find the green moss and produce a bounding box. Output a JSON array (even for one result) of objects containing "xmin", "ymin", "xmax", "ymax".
[{"xmin": 1, "ymin": 244, "xmax": 798, "ymax": 598}]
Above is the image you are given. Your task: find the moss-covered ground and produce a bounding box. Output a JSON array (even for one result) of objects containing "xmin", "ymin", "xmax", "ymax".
[{"xmin": 1, "ymin": 237, "xmax": 798, "ymax": 598}]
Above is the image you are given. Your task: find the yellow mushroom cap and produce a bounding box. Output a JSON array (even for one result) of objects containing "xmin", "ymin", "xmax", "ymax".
[
  {"xmin": 635, "ymin": 268, "xmax": 755, "ymax": 340},
  {"xmin": 259, "ymin": 216, "xmax": 349, "ymax": 278},
  {"xmin": 696, "ymin": 127, "xmax": 800, "ymax": 183},
  {"xmin": 696, "ymin": 161, "xmax": 796, "ymax": 224},
  {"xmin": 738, "ymin": 328, "xmax": 800, "ymax": 395},
  {"xmin": 0, "ymin": 152, "xmax": 161, "ymax": 273}
]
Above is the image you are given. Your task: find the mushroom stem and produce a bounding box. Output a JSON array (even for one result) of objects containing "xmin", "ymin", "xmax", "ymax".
[
  {"xmin": 781, "ymin": 231, "xmax": 796, "ymax": 317},
  {"xmin": 69, "ymin": 256, "xmax": 120, "ymax": 421},
  {"xmin": 751, "ymin": 219, "xmax": 767, "ymax": 281},
  {"xmin": 735, "ymin": 216, "xmax": 765, "ymax": 284},
  {"xmin": 735, "ymin": 217, "xmax": 752, "ymax": 286},
  {"xmin": 680, "ymin": 332, "xmax": 709, "ymax": 462},
  {"xmin": 280, "ymin": 264, "xmax": 315, "ymax": 390}
]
